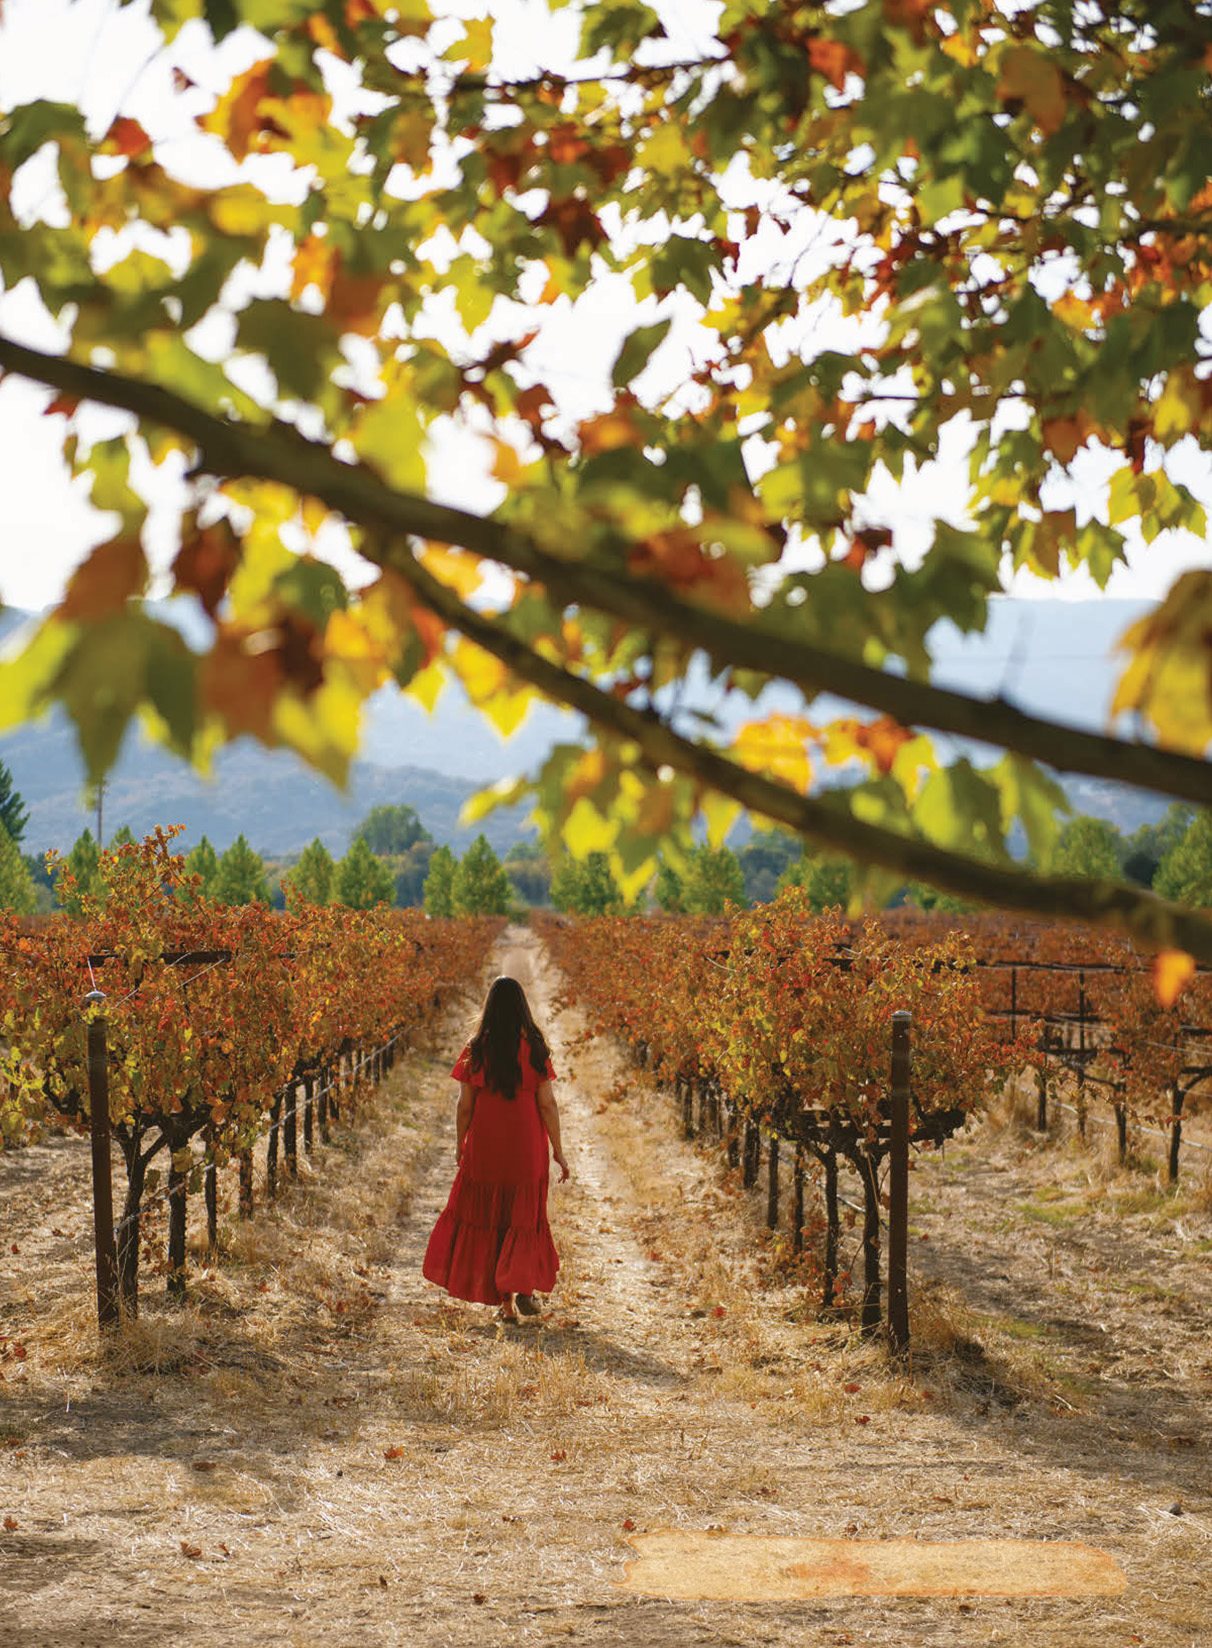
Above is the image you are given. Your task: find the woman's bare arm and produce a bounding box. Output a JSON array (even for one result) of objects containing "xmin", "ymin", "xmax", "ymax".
[
  {"xmin": 536, "ymin": 1080, "xmax": 569, "ymax": 1181},
  {"xmin": 455, "ymin": 1080, "xmax": 474, "ymax": 1164}
]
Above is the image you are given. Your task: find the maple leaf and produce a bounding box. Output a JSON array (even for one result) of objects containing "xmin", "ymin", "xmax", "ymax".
[
  {"xmin": 537, "ymin": 196, "xmax": 605, "ymax": 258},
  {"xmin": 807, "ymin": 37, "xmax": 864, "ymax": 92},
  {"xmin": 59, "ymin": 538, "xmax": 148, "ymax": 622},
  {"xmin": 997, "ymin": 46, "xmax": 1068, "ymax": 136},
  {"xmin": 102, "ymin": 117, "xmax": 152, "ymax": 158},
  {"xmin": 173, "ymin": 520, "xmax": 240, "ymax": 619},
  {"xmin": 198, "ymin": 60, "xmax": 274, "ymax": 162}
]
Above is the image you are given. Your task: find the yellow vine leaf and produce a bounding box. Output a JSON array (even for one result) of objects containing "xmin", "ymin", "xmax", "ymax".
[
  {"xmin": 733, "ymin": 716, "xmax": 815, "ymax": 794},
  {"xmin": 1154, "ymin": 949, "xmax": 1195, "ymax": 1009},
  {"xmin": 422, "ymin": 547, "xmax": 484, "ymax": 600}
]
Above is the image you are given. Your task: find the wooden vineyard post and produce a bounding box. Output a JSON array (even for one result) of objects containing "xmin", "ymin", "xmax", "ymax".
[
  {"xmin": 167, "ymin": 1147, "xmax": 187, "ymax": 1302},
  {"xmin": 1076, "ymin": 971, "xmax": 1088, "ymax": 1143},
  {"xmin": 857, "ymin": 1149, "xmax": 882, "ymax": 1338},
  {"xmin": 726, "ymin": 1098, "xmax": 740, "ymax": 1169},
  {"xmin": 681, "ymin": 1079, "xmax": 694, "ymax": 1140},
  {"xmin": 1168, "ymin": 1082, "xmax": 1184, "ymax": 1184},
  {"xmin": 84, "ymin": 991, "xmax": 120, "ymax": 1331},
  {"xmin": 303, "ymin": 1072, "xmax": 314, "ymax": 1155},
  {"xmin": 766, "ymin": 1133, "xmax": 780, "ymax": 1229},
  {"xmin": 238, "ymin": 1149, "xmax": 254, "ymax": 1219},
  {"xmin": 743, "ymin": 1119, "xmax": 760, "ymax": 1188},
  {"xmin": 822, "ymin": 1148, "xmax": 839, "ymax": 1311},
  {"xmin": 204, "ymin": 1154, "xmax": 218, "ymax": 1259},
  {"xmin": 318, "ymin": 1066, "xmax": 331, "ymax": 1144},
  {"xmin": 267, "ymin": 1091, "xmax": 282, "ymax": 1200},
  {"xmin": 284, "ymin": 1080, "xmax": 298, "ymax": 1178},
  {"xmin": 791, "ymin": 1143, "xmax": 805, "ymax": 1255},
  {"xmin": 1114, "ymin": 1098, "xmax": 1129, "ymax": 1163},
  {"xmin": 887, "ymin": 1010, "xmax": 912, "ymax": 1359},
  {"xmin": 1036, "ymin": 1050, "xmax": 1049, "ymax": 1132}
]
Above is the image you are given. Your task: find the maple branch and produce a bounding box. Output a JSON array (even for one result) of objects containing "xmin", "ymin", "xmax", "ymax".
[
  {"xmin": 386, "ymin": 541, "xmax": 1212, "ymax": 965},
  {"xmin": 395, "ymin": 57, "xmax": 725, "ymax": 95},
  {"xmin": 2, "ymin": 333, "xmax": 1210, "ymax": 815}
]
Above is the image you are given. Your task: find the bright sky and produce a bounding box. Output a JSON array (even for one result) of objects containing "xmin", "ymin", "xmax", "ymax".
[{"xmin": 0, "ymin": 0, "xmax": 1209, "ymax": 615}]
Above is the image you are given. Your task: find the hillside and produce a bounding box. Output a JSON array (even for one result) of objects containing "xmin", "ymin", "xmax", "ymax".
[
  {"xmin": 0, "ymin": 715, "xmax": 529, "ymax": 857},
  {"xmin": 0, "ymin": 596, "xmax": 1164, "ymax": 854}
]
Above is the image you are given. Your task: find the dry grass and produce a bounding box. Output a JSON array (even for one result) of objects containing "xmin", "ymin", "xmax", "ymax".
[{"xmin": 2, "ymin": 929, "xmax": 1211, "ymax": 1647}]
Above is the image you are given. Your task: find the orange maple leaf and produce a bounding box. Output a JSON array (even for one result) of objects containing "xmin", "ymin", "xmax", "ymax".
[
  {"xmin": 198, "ymin": 60, "xmax": 274, "ymax": 163},
  {"xmin": 173, "ymin": 519, "xmax": 240, "ymax": 618},
  {"xmin": 855, "ymin": 715, "xmax": 914, "ymax": 775},
  {"xmin": 59, "ymin": 537, "xmax": 148, "ymax": 621},
  {"xmin": 103, "ymin": 117, "xmax": 152, "ymax": 158},
  {"xmin": 807, "ymin": 37, "xmax": 864, "ymax": 92}
]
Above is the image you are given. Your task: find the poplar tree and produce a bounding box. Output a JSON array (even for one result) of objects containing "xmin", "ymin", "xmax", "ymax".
[
  {"xmin": 287, "ymin": 838, "xmax": 335, "ymax": 906},
  {"xmin": 213, "ymin": 835, "xmax": 270, "ymax": 906},
  {"xmin": 423, "ymin": 845, "xmax": 457, "ymax": 918},
  {"xmin": 184, "ymin": 836, "xmax": 220, "ymax": 896},
  {"xmin": 0, "ymin": 825, "xmax": 36, "ymax": 914},
  {"xmin": 452, "ymin": 837, "xmax": 512, "ymax": 916},
  {"xmin": 0, "ymin": 759, "xmax": 28, "ymax": 846},
  {"xmin": 334, "ymin": 836, "xmax": 394, "ymax": 909}
]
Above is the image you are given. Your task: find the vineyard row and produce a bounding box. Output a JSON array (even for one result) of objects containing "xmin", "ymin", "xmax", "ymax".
[
  {"xmin": 0, "ymin": 831, "xmax": 501, "ymax": 1320},
  {"xmin": 536, "ymin": 894, "xmax": 1212, "ymax": 1337}
]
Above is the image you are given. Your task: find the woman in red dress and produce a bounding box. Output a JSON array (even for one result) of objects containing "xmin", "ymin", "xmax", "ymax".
[{"xmin": 422, "ymin": 975, "xmax": 570, "ymax": 1322}]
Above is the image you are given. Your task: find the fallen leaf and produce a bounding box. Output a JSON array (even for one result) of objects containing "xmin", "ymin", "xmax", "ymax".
[
  {"xmin": 622, "ymin": 1518, "xmax": 636, "ymax": 1531},
  {"xmin": 3, "ymin": 1516, "xmax": 17, "ymax": 1531},
  {"xmin": 854, "ymin": 1415, "xmax": 871, "ymax": 1425},
  {"xmin": 472, "ymin": 1593, "xmax": 487, "ymax": 1605},
  {"xmin": 549, "ymin": 1449, "xmax": 567, "ymax": 1463},
  {"xmin": 383, "ymin": 1446, "xmax": 405, "ymax": 1460},
  {"xmin": 191, "ymin": 1460, "xmax": 217, "ymax": 1472},
  {"xmin": 843, "ymin": 1381, "xmax": 861, "ymax": 1394},
  {"xmin": 180, "ymin": 1540, "xmax": 203, "ymax": 1559}
]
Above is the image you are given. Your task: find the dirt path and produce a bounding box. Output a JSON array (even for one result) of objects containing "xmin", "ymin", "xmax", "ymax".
[{"xmin": 2, "ymin": 926, "xmax": 1210, "ymax": 1646}]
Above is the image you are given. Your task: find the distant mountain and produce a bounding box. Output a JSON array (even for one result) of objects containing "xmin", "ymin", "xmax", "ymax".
[
  {"xmin": 0, "ymin": 595, "xmax": 1168, "ymax": 855},
  {"xmin": 0, "ymin": 714, "xmax": 532, "ymax": 858}
]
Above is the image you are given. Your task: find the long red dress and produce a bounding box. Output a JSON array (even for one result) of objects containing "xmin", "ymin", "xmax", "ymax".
[{"xmin": 422, "ymin": 1038, "xmax": 560, "ymax": 1305}]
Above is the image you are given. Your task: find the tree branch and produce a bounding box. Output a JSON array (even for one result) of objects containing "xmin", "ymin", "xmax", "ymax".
[
  {"xmin": 387, "ymin": 540, "xmax": 1212, "ymax": 964},
  {"xmin": 2, "ymin": 333, "xmax": 1209, "ymax": 813}
]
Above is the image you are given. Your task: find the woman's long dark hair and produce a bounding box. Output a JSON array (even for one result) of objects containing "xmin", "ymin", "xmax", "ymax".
[{"xmin": 467, "ymin": 975, "xmax": 550, "ymax": 1100}]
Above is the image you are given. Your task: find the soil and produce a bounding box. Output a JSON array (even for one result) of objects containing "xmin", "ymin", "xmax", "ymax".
[{"xmin": 1, "ymin": 924, "xmax": 1210, "ymax": 1647}]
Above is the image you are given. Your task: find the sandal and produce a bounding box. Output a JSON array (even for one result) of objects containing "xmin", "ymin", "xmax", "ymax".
[
  {"xmin": 515, "ymin": 1293, "xmax": 541, "ymax": 1317},
  {"xmin": 496, "ymin": 1302, "xmax": 518, "ymax": 1323}
]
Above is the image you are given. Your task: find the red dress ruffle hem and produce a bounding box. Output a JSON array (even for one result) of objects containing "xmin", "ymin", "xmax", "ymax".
[{"xmin": 422, "ymin": 1038, "xmax": 560, "ymax": 1306}]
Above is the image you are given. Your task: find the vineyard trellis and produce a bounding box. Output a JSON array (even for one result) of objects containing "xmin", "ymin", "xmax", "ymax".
[
  {"xmin": 537, "ymin": 897, "xmax": 1005, "ymax": 1354},
  {"xmin": 969, "ymin": 957, "xmax": 1212, "ymax": 1181}
]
